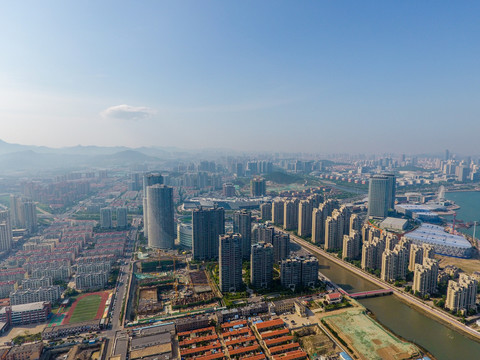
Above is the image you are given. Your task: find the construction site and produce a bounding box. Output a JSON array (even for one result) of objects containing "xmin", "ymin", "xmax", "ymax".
[
  {"xmin": 320, "ymin": 308, "xmax": 421, "ymax": 360},
  {"xmin": 133, "ymin": 251, "xmax": 220, "ymax": 320}
]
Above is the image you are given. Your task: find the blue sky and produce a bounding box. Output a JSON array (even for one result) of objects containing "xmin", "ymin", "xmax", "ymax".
[{"xmin": 1, "ymin": 1, "xmax": 479, "ymax": 154}]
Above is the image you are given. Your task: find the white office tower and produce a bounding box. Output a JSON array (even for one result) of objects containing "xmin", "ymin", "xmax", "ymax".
[
  {"xmin": 146, "ymin": 184, "xmax": 175, "ymax": 249},
  {"xmin": 142, "ymin": 173, "xmax": 163, "ymax": 238},
  {"xmin": 0, "ymin": 210, "xmax": 13, "ymax": 252}
]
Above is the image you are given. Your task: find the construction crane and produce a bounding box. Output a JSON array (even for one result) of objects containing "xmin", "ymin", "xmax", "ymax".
[{"xmin": 161, "ymin": 279, "xmax": 179, "ymax": 299}]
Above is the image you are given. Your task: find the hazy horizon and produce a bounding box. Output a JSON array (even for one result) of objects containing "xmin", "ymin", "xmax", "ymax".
[
  {"xmin": 1, "ymin": 2, "xmax": 479, "ymax": 154},
  {"xmin": 0, "ymin": 137, "xmax": 472, "ymax": 159}
]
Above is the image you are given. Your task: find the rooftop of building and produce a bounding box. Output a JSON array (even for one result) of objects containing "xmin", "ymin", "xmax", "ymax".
[
  {"xmin": 6, "ymin": 342, "xmax": 43, "ymax": 355},
  {"xmin": 228, "ymin": 344, "xmax": 260, "ymax": 356},
  {"xmin": 339, "ymin": 351, "xmax": 354, "ymax": 360},
  {"xmin": 221, "ymin": 319, "xmax": 247, "ymax": 329},
  {"xmin": 42, "ymin": 319, "xmax": 100, "ymax": 334},
  {"xmin": 395, "ymin": 203, "xmax": 446, "ymax": 212},
  {"xmin": 132, "ymin": 322, "xmax": 175, "ymax": 336},
  {"xmin": 272, "ymin": 350, "xmax": 307, "ymax": 360},
  {"xmin": 195, "ymin": 353, "xmax": 226, "ymax": 360},
  {"xmin": 129, "ymin": 343, "xmax": 172, "ymax": 360},
  {"xmin": 269, "ymin": 342, "xmax": 300, "ymax": 354},
  {"xmin": 0, "ymin": 268, "xmax": 26, "ymax": 274},
  {"xmin": 177, "ymin": 325, "xmax": 214, "ymax": 337},
  {"xmin": 412, "ymin": 211, "xmax": 440, "ymax": 218},
  {"xmin": 405, "ymin": 224, "xmax": 472, "ymax": 249},
  {"xmin": 380, "ymin": 217, "xmax": 408, "ymax": 228},
  {"xmin": 272, "ymin": 298, "xmax": 295, "ymax": 306},
  {"xmin": 180, "ymin": 343, "xmax": 222, "ymax": 356},
  {"xmin": 255, "ymin": 318, "xmax": 285, "ymax": 331},
  {"xmin": 221, "ymin": 327, "xmax": 249, "ymax": 337},
  {"xmin": 326, "ymin": 292, "xmax": 343, "ymax": 300},
  {"xmin": 0, "ymin": 301, "xmax": 48, "ymax": 314},
  {"xmin": 0, "ymin": 281, "xmax": 16, "ymax": 285},
  {"xmin": 265, "ymin": 335, "xmax": 293, "ymax": 347},
  {"xmin": 225, "ymin": 335, "xmax": 256, "ymax": 347},
  {"xmin": 131, "ymin": 332, "xmax": 170, "ymax": 350},
  {"xmin": 180, "ymin": 334, "xmax": 218, "ymax": 346},
  {"xmin": 260, "ymin": 328, "xmax": 290, "ymax": 339},
  {"xmin": 247, "ymin": 355, "xmax": 266, "ymax": 360}
]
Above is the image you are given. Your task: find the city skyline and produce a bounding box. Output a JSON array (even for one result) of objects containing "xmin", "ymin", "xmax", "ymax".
[
  {"xmin": 0, "ymin": 135, "xmax": 479, "ymax": 357},
  {"xmin": 1, "ymin": 2, "xmax": 480, "ymax": 154}
]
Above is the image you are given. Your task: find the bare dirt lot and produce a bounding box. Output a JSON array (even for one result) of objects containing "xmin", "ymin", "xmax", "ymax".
[
  {"xmin": 322, "ymin": 309, "xmax": 420, "ymax": 360},
  {"xmin": 1, "ymin": 324, "xmax": 47, "ymax": 343},
  {"xmin": 436, "ymin": 254, "xmax": 480, "ymax": 275},
  {"xmin": 139, "ymin": 288, "xmax": 157, "ymax": 301},
  {"xmin": 295, "ymin": 326, "xmax": 338, "ymax": 358}
]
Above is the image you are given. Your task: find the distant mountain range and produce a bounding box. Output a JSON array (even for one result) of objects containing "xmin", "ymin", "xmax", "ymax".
[
  {"xmin": 0, "ymin": 139, "xmax": 179, "ymax": 174},
  {"xmin": 0, "ymin": 139, "xmax": 250, "ymax": 175},
  {"xmin": 0, "ymin": 139, "xmax": 171, "ymax": 156}
]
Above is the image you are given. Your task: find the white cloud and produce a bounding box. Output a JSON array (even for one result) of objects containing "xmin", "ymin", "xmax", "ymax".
[{"xmin": 100, "ymin": 104, "xmax": 155, "ymax": 121}]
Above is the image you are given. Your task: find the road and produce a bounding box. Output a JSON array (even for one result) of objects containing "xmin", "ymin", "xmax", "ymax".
[
  {"xmin": 281, "ymin": 228, "xmax": 480, "ymax": 342},
  {"xmin": 104, "ymin": 228, "xmax": 136, "ymax": 357}
]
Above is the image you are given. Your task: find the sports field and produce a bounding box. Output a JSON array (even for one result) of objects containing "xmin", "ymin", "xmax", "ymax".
[
  {"xmin": 63, "ymin": 291, "xmax": 109, "ymax": 324},
  {"xmin": 69, "ymin": 295, "xmax": 101, "ymax": 323}
]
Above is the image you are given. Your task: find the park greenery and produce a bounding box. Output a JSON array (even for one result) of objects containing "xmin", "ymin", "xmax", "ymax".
[
  {"xmin": 322, "ymin": 298, "xmax": 351, "ymax": 312},
  {"xmin": 12, "ymin": 332, "xmax": 42, "ymax": 345},
  {"xmin": 264, "ymin": 171, "xmax": 305, "ymax": 185},
  {"xmin": 108, "ymin": 268, "xmax": 120, "ymax": 287}
]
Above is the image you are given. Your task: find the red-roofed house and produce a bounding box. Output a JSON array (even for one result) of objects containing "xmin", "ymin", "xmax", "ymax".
[{"xmin": 325, "ymin": 292, "xmax": 343, "ymax": 304}]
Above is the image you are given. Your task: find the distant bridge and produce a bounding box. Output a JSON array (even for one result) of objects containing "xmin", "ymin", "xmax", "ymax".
[
  {"xmin": 322, "ymin": 278, "xmax": 393, "ymax": 299},
  {"xmin": 346, "ymin": 289, "xmax": 393, "ymax": 299}
]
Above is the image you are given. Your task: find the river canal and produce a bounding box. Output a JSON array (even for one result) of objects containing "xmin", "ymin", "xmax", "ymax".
[{"xmin": 314, "ymin": 253, "xmax": 480, "ymax": 359}]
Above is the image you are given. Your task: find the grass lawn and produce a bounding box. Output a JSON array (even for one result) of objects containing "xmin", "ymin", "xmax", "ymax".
[{"xmin": 69, "ymin": 295, "xmax": 102, "ymax": 324}]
